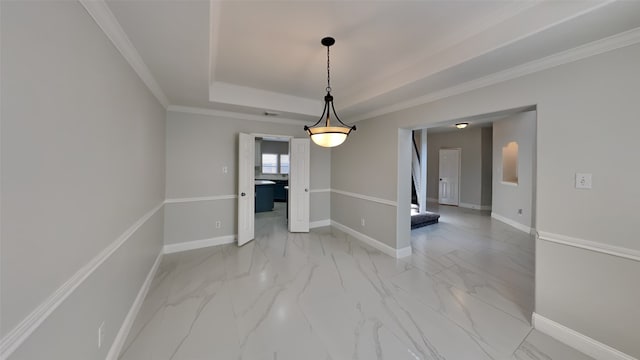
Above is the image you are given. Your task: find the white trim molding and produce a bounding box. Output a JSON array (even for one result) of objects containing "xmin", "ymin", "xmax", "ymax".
[
  {"xmin": 165, "ymin": 194, "xmax": 237, "ymax": 204},
  {"xmin": 310, "ymin": 219, "xmax": 331, "ymax": 229},
  {"xmin": 167, "ymin": 105, "xmax": 312, "ymax": 126},
  {"xmin": 331, "ymin": 189, "xmax": 398, "ymax": 207},
  {"xmin": 163, "ymin": 235, "xmax": 236, "ymax": 254},
  {"xmin": 538, "ymin": 231, "xmax": 640, "ymax": 262},
  {"xmin": 0, "ymin": 202, "xmax": 165, "ymax": 359},
  {"xmin": 331, "ymin": 220, "xmax": 411, "ymax": 259},
  {"xmin": 351, "ymin": 27, "xmax": 640, "ymax": 123},
  {"xmin": 107, "ymin": 251, "xmax": 163, "ymax": 360},
  {"xmin": 491, "ymin": 212, "xmax": 531, "ymax": 233},
  {"xmin": 310, "ymin": 188, "xmax": 331, "ymax": 193},
  {"xmin": 459, "ymin": 202, "xmax": 492, "ymax": 211},
  {"xmin": 79, "ymin": 0, "xmax": 170, "ymax": 108},
  {"xmin": 532, "ymin": 313, "xmax": 637, "ymax": 360},
  {"xmin": 396, "ymin": 246, "xmax": 413, "ymax": 258},
  {"xmin": 500, "ymin": 181, "xmax": 519, "ymax": 187}
]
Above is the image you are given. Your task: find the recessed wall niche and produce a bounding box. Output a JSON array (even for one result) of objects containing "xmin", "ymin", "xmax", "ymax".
[{"xmin": 502, "ymin": 141, "xmax": 518, "ymax": 184}]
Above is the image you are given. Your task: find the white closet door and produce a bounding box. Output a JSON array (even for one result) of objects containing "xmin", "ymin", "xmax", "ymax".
[{"xmin": 289, "ymin": 138, "xmax": 310, "ymax": 232}]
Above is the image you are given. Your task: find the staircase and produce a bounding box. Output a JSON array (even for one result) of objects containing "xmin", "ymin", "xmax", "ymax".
[{"xmin": 411, "ymin": 133, "xmax": 421, "ymax": 207}]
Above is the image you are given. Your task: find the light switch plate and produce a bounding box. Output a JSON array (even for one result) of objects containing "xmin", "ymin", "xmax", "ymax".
[{"xmin": 575, "ymin": 173, "xmax": 592, "ymax": 189}]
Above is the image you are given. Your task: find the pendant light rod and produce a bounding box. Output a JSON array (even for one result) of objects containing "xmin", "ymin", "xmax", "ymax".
[
  {"xmin": 305, "ymin": 37, "xmax": 356, "ymax": 130},
  {"xmin": 324, "ymin": 37, "xmax": 333, "ymax": 92},
  {"xmin": 304, "ymin": 36, "xmax": 356, "ymax": 148}
]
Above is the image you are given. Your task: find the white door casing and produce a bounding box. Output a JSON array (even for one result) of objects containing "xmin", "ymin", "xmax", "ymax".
[
  {"xmin": 289, "ymin": 138, "xmax": 310, "ymax": 232},
  {"xmin": 238, "ymin": 133, "xmax": 255, "ymax": 246},
  {"xmin": 439, "ymin": 148, "xmax": 460, "ymax": 206}
]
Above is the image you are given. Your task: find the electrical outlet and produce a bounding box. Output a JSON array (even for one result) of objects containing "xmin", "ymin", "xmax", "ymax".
[
  {"xmin": 98, "ymin": 322, "xmax": 105, "ymax": 349},
  {"xmin": 222, "ymin": 166, "xmax": 228, "ymax": 174},
  {"xmin": 361, "ymin": 218, "xmax": 365, "ymax": 227},
  {"xmin": 575, "ymin": 173, "xmax": 592, "ymax": 189},
  {"xmin": 215, "ymin": 221, "xmax": 221, "ymax": 229}
]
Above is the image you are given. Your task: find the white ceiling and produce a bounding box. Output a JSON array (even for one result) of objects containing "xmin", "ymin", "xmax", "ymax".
[{"xmin": 105, "ymin": 0, "xmax": 640, "ymax": 123}]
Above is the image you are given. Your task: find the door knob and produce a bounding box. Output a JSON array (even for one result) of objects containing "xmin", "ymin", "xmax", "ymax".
[
  {"xmin": 439, "ymin": 178, "xmax": 442, "ymax": 181},
  {"xmin": 305, "ymin": 188, "xmax": 308, "ymax": 192},
  {"xmin": 241, "ymin": 192, "xmax": 246, "ymax": 196}
]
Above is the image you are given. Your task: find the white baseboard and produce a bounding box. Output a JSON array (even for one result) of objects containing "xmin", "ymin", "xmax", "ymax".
[
  {"xmin": 163, "ymin": 235, "xmax": 236, "ymax": 254},
  {"xmin": 460, "ymin": 202, "xmax": 492, "ymax": 211},
  {"xmin": 396, "ymin": 246, "xmax": 413, "ymax": 258},
  {"xmin": 310, "ymin": 219, "xmax": 331, "ymax": 229},
  {"xmin": 491, "ymin": 212, "xmax": 531, "ymax": 233},
  {"xmin": 532, "ymin": 313, "xmax": 637, "ymax": 360},
  {"xmin": 0, "ymin": 202, "xmax": 164, "ymax": 359},
  {"xmin": 330, "ymin": 220, "xmax": 411, "ymax": 259},
  {"xmin": 107, "ymin": 251, "xmax": 163, "ymax": 360}
]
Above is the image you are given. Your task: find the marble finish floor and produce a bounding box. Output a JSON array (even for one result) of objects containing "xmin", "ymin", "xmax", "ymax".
[{"xmin": 119, "ymin": 203, "xmax": 593, "ymax": 360}]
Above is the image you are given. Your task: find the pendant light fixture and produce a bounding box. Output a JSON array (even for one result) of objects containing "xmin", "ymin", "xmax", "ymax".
[{"xmin": 304, "ymin": 37, "xmax": 356, "ymax": 147}]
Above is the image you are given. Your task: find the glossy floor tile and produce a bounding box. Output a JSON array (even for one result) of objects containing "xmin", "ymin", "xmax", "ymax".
[{"xmin": 119, "ymin": 203, "xmax": 593, "ymax": 360}]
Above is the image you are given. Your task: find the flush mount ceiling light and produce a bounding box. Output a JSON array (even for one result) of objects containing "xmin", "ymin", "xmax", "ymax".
[
  {"xmin": 455, "ymin": 122, "xmax": 469, "ymax": 129},
  {"xmin": 304, "ymin": 37, "xmax": 356, "ymax": 148}
]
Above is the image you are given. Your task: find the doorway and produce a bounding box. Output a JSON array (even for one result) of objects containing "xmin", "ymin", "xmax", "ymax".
[
  {"xmin": 438, "ymin": 148, "xmax": 461, "ymax": 206},
  {"xmin": 255, "ymin": 136, "xmax": 290, "ymax": 240},
  {"xmin": 237, "ymin": 133, "xmax": 310, "ymax": 246},
  {"xmin": 399, "ymin": 106, "xmax": 538, "ymax": 324}
]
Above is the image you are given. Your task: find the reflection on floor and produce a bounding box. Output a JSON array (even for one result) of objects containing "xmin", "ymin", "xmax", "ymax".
[{"xmin": 119, "ymin": 204, "xmax": 594, "ymax": 359}]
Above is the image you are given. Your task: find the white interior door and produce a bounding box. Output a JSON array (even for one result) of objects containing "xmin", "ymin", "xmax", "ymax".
[
  {"xmin": 289, "ymin": 138, "xmax": 310, "ymax": 232},
  {"xmin": 237, "ymin": 133, "xmax": 255, "ymax": 246},
  {"xmin": 439, "ymin": 148, "xmax": 460, "ymax": 206}
]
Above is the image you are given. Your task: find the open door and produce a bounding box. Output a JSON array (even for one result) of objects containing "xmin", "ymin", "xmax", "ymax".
[
  {"xmin": 289, "ymin": 138, "xmax": 310, "ymax": 232},
  {"xmin": 238, "ymin": 133, "xmax": 255, "ymax": 246},
  {"xmin": 438, "ymin": 148, "xmax": 460, "ymax": 206}
]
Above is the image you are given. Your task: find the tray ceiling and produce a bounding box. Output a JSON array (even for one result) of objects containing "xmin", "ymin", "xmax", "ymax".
[{"xmin": 105, "ymin": 0, "xmax": 640, "ymax": 122}]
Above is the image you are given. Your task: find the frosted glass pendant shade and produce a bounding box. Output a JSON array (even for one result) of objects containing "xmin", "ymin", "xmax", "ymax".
[{"xmin": 309, "ymin": 130, "xmax": 349, "ymax": 147}]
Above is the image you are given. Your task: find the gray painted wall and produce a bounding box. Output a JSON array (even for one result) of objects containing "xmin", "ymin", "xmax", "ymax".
[
  {"xmin": 331, "ymin": 117, "xmax": 398, "ymax": 248},
  {"xmin": 492, "ymin": 111, "xmax": 536, "ymax": 228},
  {"xmin": 1, "ymin": 2, "xmax": 166, "ymax": 358},
  {"xmin": 164, "ymin": 111, "xmax": 331, "ymax": 245},
  {"xmin": 260, "ymin": 140, "xmax": 289, "ymax": 155},
  {"xmin": 480, "ymin": 128, "xmax": 493, "ymax": 207},
  {"xmin": 331, "ymin": 42, "xmax": 640, "ymax": 357}
]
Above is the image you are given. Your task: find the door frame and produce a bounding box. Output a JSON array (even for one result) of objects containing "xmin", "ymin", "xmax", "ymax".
[
  {"xmin": 238, "ymin": 133, "xmax": 309, "ymax": 245},
  {"xmin": 438, "ymin": 147, "xmax": 461, "ymax": 206}
]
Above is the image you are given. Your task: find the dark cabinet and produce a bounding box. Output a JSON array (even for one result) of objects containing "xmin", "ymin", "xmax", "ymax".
[
  {"xmin": 255, "ymin": 182, "xmax": 275, "ymax": 212},
  {"xmin": 273, "ymin": 180, "xmax": 288, "ymax": 202}
]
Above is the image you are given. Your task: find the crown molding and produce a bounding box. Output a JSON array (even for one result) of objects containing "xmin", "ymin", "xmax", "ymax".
[
  {"xmin": 80, "ymin": 0, "xmax": 170, "ymax": 108},
  {"xmin": 351, "ymin": 26, "xmax": 640, "ymax": 123},
  {"xmin": 341, "ymin": 1, "xmax": 614, "ymax": 112},
  {"xmin": 167, "ymin": 105, "xmax": 313, "ymax": 126},
  {"xmin": 209, "ymin": 81, "xmax": 321, "ymax": 117}
]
